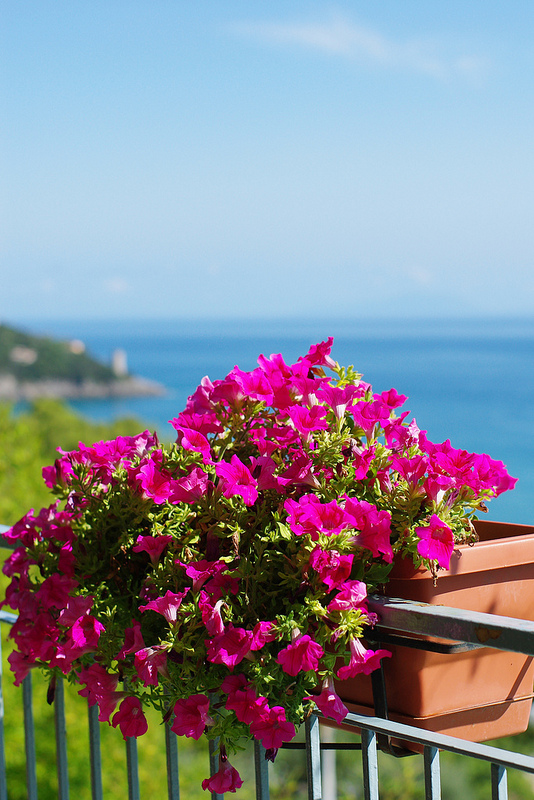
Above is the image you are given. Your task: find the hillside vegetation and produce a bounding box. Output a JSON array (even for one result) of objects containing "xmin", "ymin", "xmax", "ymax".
[{"xmin": 0, "ymin": 323, "xmax": 116, "ymax": 383}]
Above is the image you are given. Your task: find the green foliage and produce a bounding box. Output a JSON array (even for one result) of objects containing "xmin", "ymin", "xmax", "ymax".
[
  {"xmin": 0, "ymin": 399, "xmax": 143, "ymax": 524},
  {"xmin": 0, "ymin": 323, "xmax": 118, "ymax": 383}
]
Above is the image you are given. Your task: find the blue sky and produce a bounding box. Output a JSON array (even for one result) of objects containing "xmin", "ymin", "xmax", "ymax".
[{"xmin": 2, "ymin": 1, "xmax": 534, "ymax": 321}]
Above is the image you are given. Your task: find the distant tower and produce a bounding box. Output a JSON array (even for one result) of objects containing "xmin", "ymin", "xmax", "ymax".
[{"xmin": 112, "ymin": 348, "xmax": 128, "ymax": 377}]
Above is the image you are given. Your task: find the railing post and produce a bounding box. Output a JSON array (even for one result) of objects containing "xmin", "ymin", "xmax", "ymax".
[
  {"xmin": 22, "ymin": 675, "xmax": 38, "ymax": 800},
  {"xmin": 54, "ymin": 677, "xmax": 70, "ymax": 800},
  {"xmin": 254, "ymin": 739, "xmax": 270, "ymax": 800},
  {"xmin": 305, "ymin": 714, "xmax": 322, "ymax": 800},
  {"xmin": 491, "ymin": 763, "xmax": 508, "ymax": 800},
  {"xmin": 165, "ymin": 723, "xmax": 180, "ymax": 800},
  {"xmin": 87, "ymin": 703, "xmax": 103, "ymax": 800},
  {"xmin": 361, "ymin": 728, "xmax": 379, "ymax": 800},
  {"xmin": 208, "ymin": 738, "xmax": 224, "ymax": 800},
  {"xmin": 125, "ymin": 736, "xmax": 140, "ymax": 800},
  {"xmin": 0, "ymin": 627, "xmax": 7, "ymax": 800},
  {"xmin": 424, "ymin": 745, "xmax": 441, "ymax": 799}
]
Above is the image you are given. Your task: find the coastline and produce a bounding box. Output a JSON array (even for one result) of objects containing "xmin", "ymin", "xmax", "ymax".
[{"xmin": 0, "ymin": 374, "xmax": 166, "ymax": 401}]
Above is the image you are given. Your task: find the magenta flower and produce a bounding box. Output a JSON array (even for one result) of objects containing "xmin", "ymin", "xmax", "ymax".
[
  {"xmin": 225, "ymin": 688, "xmax": 268, "ymax": 724},
  {"xmin": 174, "ymin": 427, "xmax": 212, "ymax": 462},
  {"xmin": 351, "ymin": 400, "xmax": 391, "ymax": 440},
  {"xmin": 198, "ymin": 592, "xmax": 225, "ymax": 635},
  {"xmin": 327, "ymin": 580, "xmax": 367, "ymax": 612},
  {"xmin": 179, "ymin": 559, "xmax": 227, "ymax": 591},
  {"xmin": 250, "ymin": 705, "xmax": 296, "ymax": 749},
  {"xmin": 112, "ymin": 696, "xmax": 149, "ymax": 739},
  {"xmin": 139, "ymin": 589, "xmax": 189, "ymax": 625},
  {"xmin": 134, "ymin": 646, "xmax": 169, "ymax": 686},
  {"xmin": 78, "ymin": 664, "xmax": 122, "ymax": 722},
  {"xmin": 171, "ymin": 694, "xmax": 213, "ymax": 739},
  {"xmin": 169, "ymin": 466, "xmax": 210, "ymax": 503},
  {"xmin": 416, "ymin": 514, "xmax": 455, "ymax": 569},
  {"xmin": 298, "ymin": 337, "xmax": 336, "ymax": 369},
  {"xmin": 205, "ymin": 625, "xmax": 254, "ymax": 668},
  {"xmin": 68, "ymin": 614, "xmax": 105, "ymax": 654},
  {"xmin": 310, "ymin": 677, "xmax": 348, "ymax": 723},
  {"xmin": 344, "ymin": 497, "xmax": 393, "ymax": 563},
  {"xmin": 375, "ymin": 388, "xmax": 407, "ymax": 409},
  {"xmin": 35, "ymin": 573, "xmax": 77, "ymax": 610},
  {"xmin": 201, "ymin": 758, "xmax": 243, "ymax": 794},
  {"xmin": 231, "ymin": 366, "xmax": 274, "ymax": 405},
  {"xmin": 286, "ymin": 404, "xmax": 329, "ymax": 439},
  {"xmin": 220, "ymin": 673, "xmax": 249, "ymax": 694},
  {"xmin": 337, "ymin": 638, "xmax": 391, "ymax": 679},
  {"xmin": 317, "ymin": 384, "xmax": 362, "ymax": 420},
  {"xmin": 215, "ymin": 455, "xmax": 258, "ymax": 506},
  {"xmin": 276, "ymin": 634, "xmax": 324, "ymax": 676},
  {"xmin": 116, "ymin": 620, "xmax": 145, "ymax": 659},
  {"xmin": 133, "ymin": 534, "xmax": 173, "ymax": 566},
  {"xmin": 137, "ymin": 459, "xmax": 173, "ymax": 503},
  {"xmin": 309, "ymin": 548, "xmax": 354, "ymax": 591},
  {"xmin": 57, "ymin": 595, "xmax": 94, "ymax": 627},
  {"xmin": 250, "ymin": 621, "xmax": 276, "ymax": 650}
]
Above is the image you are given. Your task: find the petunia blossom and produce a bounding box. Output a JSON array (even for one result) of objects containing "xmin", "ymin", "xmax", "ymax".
[
  {"xmin": 139, "ymin": 589, "xmax": 189, "ymax": 625},
  {"xmin": 337, "ymin": 638, "xmax": 391, "ymax": 679},
  {"xmin": 250, "ymin": 705, "xmax": 296, "ymax": 749},
  {"xmin": 309, "ymin": 677, "xmax": 348, "ymax": 723},
  {"xmin": 416, "ymin": 514, "xmax": 455, "ymax": 569},
  {"xmin": 205, "ymin": 625, "xmax": 254, "ymax": 668},
  {"xmin": 201, "ymin": 758, "xmax": 243, "ymax": 794},
  {"xmin": 276, "ymin": 634, "xmax": 324, "ymax": 676},
  {"xmin": 112, "ymin": 696, "xmax": 149, "ymax": 739},
  {"xmin": 133, "ymin": 534, "xmax": 173, "ymax": 566},
  {"xmin": 215, "ymin": 455, "xmax": 258, "ymax": 506},
  {"xmin": 172, "ymin": 694, "xmax": 213, "ymax": 739}
]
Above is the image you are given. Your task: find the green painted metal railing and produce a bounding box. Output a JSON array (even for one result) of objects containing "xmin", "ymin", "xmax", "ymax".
[{"xmin": 2, "ymin": 524, "xmax": 534, "ymax": 799}]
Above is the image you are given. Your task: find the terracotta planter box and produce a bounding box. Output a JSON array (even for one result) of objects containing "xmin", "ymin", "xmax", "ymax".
[{"xmin": 336, "ymin": 520, "xmax": 534, "ymax": 743}]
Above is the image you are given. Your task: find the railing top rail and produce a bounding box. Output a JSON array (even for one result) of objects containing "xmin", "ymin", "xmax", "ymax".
[
  {"xmin": 334, "ymin": 711, "xmax": 534, "ymax": 774},
  {"xmin": 368, "ymin": 595, "xmax": 534, "ymax": 656}
]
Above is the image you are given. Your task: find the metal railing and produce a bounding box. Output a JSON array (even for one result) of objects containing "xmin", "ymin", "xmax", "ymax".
[{"xmin": 2, "ymin": 525, "xmax": 534, "ymax": 799}]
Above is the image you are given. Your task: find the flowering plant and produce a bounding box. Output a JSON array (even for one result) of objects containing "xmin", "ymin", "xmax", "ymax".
[{"xmin": 2, "ymin": 338, "xmax": 516, "ymax": 793}]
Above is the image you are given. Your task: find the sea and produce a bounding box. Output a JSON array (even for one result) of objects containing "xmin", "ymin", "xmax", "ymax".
[{"xmin": 23, "ymin": 316, "xmax": 534, "ymax": 526}]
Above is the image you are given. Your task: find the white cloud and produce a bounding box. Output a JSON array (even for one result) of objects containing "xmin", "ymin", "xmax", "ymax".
[
  {"xmin": 231, "ymin": 15, "xmax": 489, "ymax": 82},
  {"xmin": 104, "ymin": 277, "xmax": 129, "ymax": 294}
]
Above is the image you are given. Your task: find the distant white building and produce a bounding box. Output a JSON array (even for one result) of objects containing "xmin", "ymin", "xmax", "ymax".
[
  {"xmin": 9, "ymin": 346, "xmax": 38, "ymax": 365},
  {"xmin": 112, "ymin": 348, "xmax": 128, "ymax": 377}
]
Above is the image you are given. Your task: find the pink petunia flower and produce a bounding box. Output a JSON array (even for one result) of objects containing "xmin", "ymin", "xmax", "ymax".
[
  {"xmin": 309, "ymin": 677, "xmax": 348, "ymax": 723},
  {"xmin": 215, "ymin": 455, "xmax": 258, "ymax": 506},
  {"xmin": 116, "ymin": 619, "xmax": 145, "ymax": 659},
  {"xmin": 171, "ymin": 694, "xmax": 213, "ymax": 739},
  {"xmin": 133, "ymin": 534, "xmax": 173, "ymax": 566},
  {"xmin": 78, "ymin": 663, "xmax": 122, "ymax": 722},
  {"xmin": 327, "ymin": 580, "xmax": 367, "ymax": 612},
  {"xmin": 250, "ymin": 705, "xmax": 296, "ymax": 749},
  {"xmin": 225, "ymin": 687, "xmax": 269, "ymax": 725},
  {"xmin": 134, "ymin": 646, "xmax": 169, "ymax": 686},
  {"xmin": 276, "ymin": 634, "xmax": 324, "ymax": 676},
  {"xmin": 336, "ymin": 638, "xmax": 391, "ymax": 679},
  {"xmin": 112, "ymin": 696, "xmax": 149, "ymax": 739},
  {"xmin": 205, "ymin": 625, "xmax": 254, "ymax": 668},
  {"xmin": 309, "ymin": 548, "xmax": 354, "ymax": 591},
  {"xmin": 201, "ymin": 758, "xmax": 243, "ymax": 794},
  {"xmin": 139, "ymin": 589, "xmax": 189, "ymax": 625},
  {"xmin": 137, "ymin": 459, "xmax": 173, "ymax": 503},
  {"xmin": 169, "ymin": 466, "xmax": 211, "ymax": 504},
  {"xmin": 416, "ymin": 514, "xmax": 455, "ymax": 569}
]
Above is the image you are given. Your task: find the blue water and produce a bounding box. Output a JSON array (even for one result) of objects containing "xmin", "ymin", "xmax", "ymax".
[{"xmin": 24, "ymin": 317, "xmax": 534, "ymax": 525}]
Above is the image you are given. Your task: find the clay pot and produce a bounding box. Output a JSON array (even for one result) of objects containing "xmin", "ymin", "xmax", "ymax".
[{"xmin": 336, "ymin": 520, "xmax": 534, "ymax": 743}]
